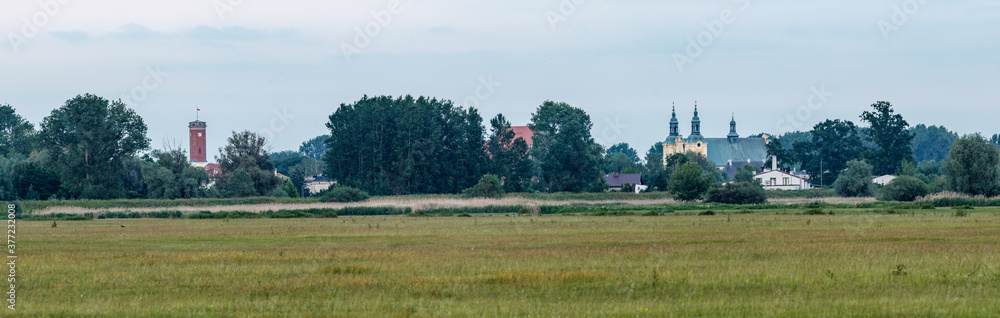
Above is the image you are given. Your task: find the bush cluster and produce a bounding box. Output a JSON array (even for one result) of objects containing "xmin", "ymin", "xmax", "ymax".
[
  {"xmin": 877, "ymin": 176, "xmax": 930, "ymax": 202},
  {"xmin": 705, "ymin": 182, "xmax": 767, "ymax": 205},
  {"xmin": 320, "ymin": 187, "xmax": 370, "ymax": 203},
  {"xmin": 834, "ymin": 160, "xmax": 875, "ymax": 197},
  {"xmin": 462, "ymin": 174, "xmax": 505, "ymax": 199}
]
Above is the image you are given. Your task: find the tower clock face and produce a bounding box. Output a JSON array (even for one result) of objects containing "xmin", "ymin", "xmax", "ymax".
[{"xmin": 198, "ymin": 133, "xmax": 203, "ymax": 137}]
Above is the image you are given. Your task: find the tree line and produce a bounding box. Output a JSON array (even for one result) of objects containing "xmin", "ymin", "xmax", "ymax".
[
  {"xmin": 2, "ymin": 95, "xmax": 998, "ymax": 202},
  {"xmin": 0, "ymin": 95, "xmax": 298, "ymax": 200},
  {"xmin": 764, "ymin": 101, "xmax": 1000, "ymax": 199},
  {"xmin": 322, "ymin": 97, "xmax": 605, "ymax": 195}
]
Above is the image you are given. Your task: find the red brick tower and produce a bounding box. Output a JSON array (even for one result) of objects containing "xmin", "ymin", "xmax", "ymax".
[{"xmin": 189, "ymin": 120, "xmax": 207, "ymax": 163}]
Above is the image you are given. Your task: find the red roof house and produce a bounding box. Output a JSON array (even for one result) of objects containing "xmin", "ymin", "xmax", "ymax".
[{"xmin": 510, "ymin": 126, "xmax": 534, "ymax": 148}]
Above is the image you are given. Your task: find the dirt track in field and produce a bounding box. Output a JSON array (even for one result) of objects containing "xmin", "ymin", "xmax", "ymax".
[{"xmin": 34, "ymin": 196, "xmax": 877, "ymax": 215}]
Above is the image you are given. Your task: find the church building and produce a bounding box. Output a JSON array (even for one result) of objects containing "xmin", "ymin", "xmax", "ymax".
[{"xmin": 663, "ymin": 103, "xmax": 770, "ymax": 173}]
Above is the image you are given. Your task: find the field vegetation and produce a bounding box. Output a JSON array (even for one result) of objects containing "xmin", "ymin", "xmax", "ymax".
[{"xmin": 20, "ymin": 208, "xmax": 1000, "ymax": 316}]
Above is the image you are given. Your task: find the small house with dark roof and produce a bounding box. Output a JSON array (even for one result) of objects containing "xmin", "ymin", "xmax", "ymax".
[{"xmin": 603, "ymin": 172, "xmax": 646, "ymax": 193}]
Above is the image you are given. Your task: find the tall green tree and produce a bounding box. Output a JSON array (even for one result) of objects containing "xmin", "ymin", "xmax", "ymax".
[
  {"xmin": 269, "ymin": 150, "xmax": 323, "ymax": 177},
  {"xmin": 668, "ymin": 162, "xmax": 713, "ymax": 201},
  {"xmin": 0, "ymin": 104, "xmax": 35, "ymax": 157},
  {"xmin": 223, "ymin": 169, "xmax": 258, "ymax": 198},
  {"xmin": 281, "ymin": 179, "xmax": 299, "ymax": 198},
  {"xmin": 39, "ymin": 94, "xmax": 150, "ymax": 199},
  {"xmin": 529, "ymin": 101, "xmax": 606, "ymax": 192},
  {"xmin": 603, "ymin": 143, "xmax": 641, "ymax": 174},
  {"xmin": 486, "ymin": 114, "xmax": 532, "ymax": 192},
  {"xmin": 299, "ymin": 135, "xmax": 330, "ymax": 160},
  {"xmin": 764, "ymin": 137, "xmax": 795, "ymax": 171},
  {"xmin": 603, "ymin": 153, "xmax": 642, "ymax": 174},
  {"xmin": 607, "ymin": 143, "xmax": 639, "ymax": 163},
  {"xmin": 9, "ymin": 161, "xmax": 61, "ymax": 200},
  {"xmin": 664, "ymin": 152, "xmax": 726, "ymax": 183},
  {"xmin": 792, "ymin": 119, "xmax": 865, "ymax": 187},
  {"xmin": 641, "ymin": 143, "xmax": 669, "ymax": 191},
  {"xmin": 217, "ymin": 131, "xmax": 280, "ymax": 196},
  {"xmin": 942, "ymin": 134, "xmax": 1000, "ymax": 196},
  {"xmin": 325, "ymin": 95, "xmax": 485, "ymax": 195},
  {"xmin": 860, "ymin": 101, "xmax": 914, "ymax": 175},
  {"xmin": 290, "ymin": 168, "xmax": 306, "ymax": 197},
  {"xmin": 141, "ymin": 149, "xmax": 209, "ymax": 199},
  {"xmin": 911, "ymin": 125, "xmax": 957, "ymax": 162}
]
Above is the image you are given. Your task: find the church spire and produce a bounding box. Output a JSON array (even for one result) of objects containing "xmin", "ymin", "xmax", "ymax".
[
  {"xmin": 728, "ymin": 113, "xmax": 740, "ymax": 143},
  {"xmin": 669, "ymin": 102, "xmax": 679, "ymax": 137},
  {"xmin": 688, "ymin": 101, "xmax": 703, "ymax": 142}
]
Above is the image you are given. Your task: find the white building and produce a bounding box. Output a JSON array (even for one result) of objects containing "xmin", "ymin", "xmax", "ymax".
[
  {"xmin": 753, "ymin": 157, "xmax": 813, "ymax": 190},
  {"xmin": 304, "ymin": 175, "xmax": 337, "ymax": 194},
  {"xmin": 873, "ymin": 175, "xmax": 897, "ymax": 186}
]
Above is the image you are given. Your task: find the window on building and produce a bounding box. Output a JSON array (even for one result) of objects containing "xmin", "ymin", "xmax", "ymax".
[
  {"xmin": 770, "ymin": 178, "xmax": 776, "ymax": 186},
  {"xmin": 783, "ymin": 177, "xmax": 789, "ymax": 185}
]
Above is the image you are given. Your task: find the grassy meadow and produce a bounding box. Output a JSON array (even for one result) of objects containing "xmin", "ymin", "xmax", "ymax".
[{"xmin": 16, "ymin": 208, "xmax": 1000, "ymax": 317}]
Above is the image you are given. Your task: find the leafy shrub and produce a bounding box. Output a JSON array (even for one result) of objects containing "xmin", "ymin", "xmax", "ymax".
[
  {"xmin": 698, "ymin": 210, "xmax": 715, "ymax": 216},
  {"xmin": 462, "ymin": 174, "xmax": 505, "ymax": 199},
  {"xmin": 457, "ymin": 213, "xmax": 472, "ymax": 217},
  {"xmin": 423, "ymin": 205, "xmax": 524, "ymax": 216},
  {"xmin": 591, "ymin": 211, "xmax": 635, "ymax": 216},
  {"xmin": 337, "ymin": 207, "xmax": 410, "ymax": 216},
  {"xmin": 892, "ymin": 264, "xmax": 907, "ymax": 276},
  {"xmin": 268, "ymin": 187, "xmax": 290, "ymax": 198},
  {"xmin": 804, "ymin": 208, "xmax": 826, "ymax": 215},
  {"xmin": 833, "ymin": 160, "xmax": 875, "ymax": 197},
  {"xmin": 320, "ymin": 212, "xmax": 338, "ymax": 218},
  {"xmin": 668, "ymin": 163, "xmax": 713, "ymax": 201},
  {"xmin": 267, "ymin": 210, "xmax": 312, "ymax": 218},
  {"xmin": 953, "ymin": 205, "xmax": 975, "ymax": 210},
  {"xmin": 97, "ymin": 211, "xmax": 184, "ymax": 219},
  {"xmin": 877, "ymin": 176, "xmax": 930, "ymax": 202},
  {"xmin": 187, "ymin": 211, "xmax": 263, "ymax": 219},
  {"xmin": 705, "ymin": 182, "xmax": 767, "ymax": 205},
  {"xmin": 920, "ymin": 203, "xmax": 936, "ymax": 210},
  {"xmin": 61, "ymin": 215, "xmax": 90, "ymax": 221},
  {"xmin": 641, "ymin": 211, "xmax": 660, "ymax": 216},
  {"xmin": 320, "ymin": 186, "xmax": 370, "ymax": 203},
  {"xmin": 804, "ymin": 201, "xmax": 827, "ymax": 209}
]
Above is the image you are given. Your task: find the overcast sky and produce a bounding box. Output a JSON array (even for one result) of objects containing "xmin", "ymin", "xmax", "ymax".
[{"xmin": 2, "ymin": 0, "xmax": 998, "ymax": 161}]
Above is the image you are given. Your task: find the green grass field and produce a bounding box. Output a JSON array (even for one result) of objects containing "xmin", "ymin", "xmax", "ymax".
[{"xmin": 17, "ymin": 208, "xmax": 1000, "ymax": 317}]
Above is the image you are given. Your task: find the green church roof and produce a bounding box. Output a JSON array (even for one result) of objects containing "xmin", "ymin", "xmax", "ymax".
[{"xmin": 703, "ymin": 138, "xmax": 768, "ymax": 167}]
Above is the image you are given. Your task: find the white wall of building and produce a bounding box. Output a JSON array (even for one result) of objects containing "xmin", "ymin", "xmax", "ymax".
[{"xmin": 754, "ymin": 170, "xmax": 812, "ymax": 191}]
